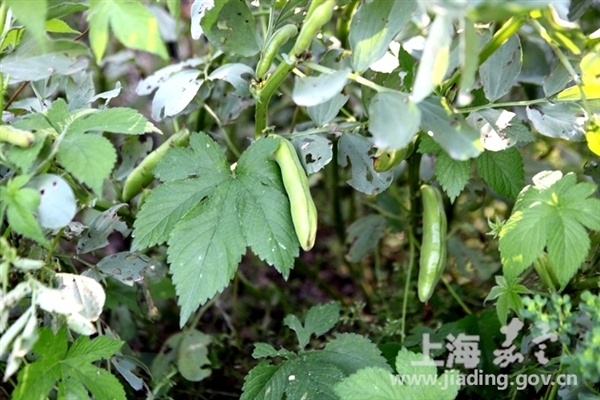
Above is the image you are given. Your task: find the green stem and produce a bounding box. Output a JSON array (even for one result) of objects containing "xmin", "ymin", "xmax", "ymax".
[
  {"xmin": 442, "ymin": 276, "xmax": 472, "ymax": 314},
  {"xmin": 456, "ymin": 98, "xmax": 547, "ymax": 113},
  {"xmin": 254, "ymin": 59, "xmax": 297, "ymax": 138},
  {"xmin": 401, "ymin": 230, "xmax": 417, "ymax": 342}
]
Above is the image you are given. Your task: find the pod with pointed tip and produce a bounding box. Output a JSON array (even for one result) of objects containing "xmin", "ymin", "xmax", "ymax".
[
  {"xmin": 272, "ymin": 135, "xmax": 317, "ymax": 251},
  {"xmin": 256, "ymin": 24, "xmax": 298, "ymax": 80},
  {"xmin": 291, "ymin": 0, "xmax": 335, "ymax": 56},
  {"xmin": 372, "ymin": 142, "xmax": 414, "ymax": 172},
  {"xmin": 418, "ymin": 184, "xmax": 447, "ymax": 303}
]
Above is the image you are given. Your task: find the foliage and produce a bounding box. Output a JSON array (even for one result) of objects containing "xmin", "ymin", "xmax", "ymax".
[{"xmin": 0, "ymin": 0, "xmax": 599, "ymax": 399}]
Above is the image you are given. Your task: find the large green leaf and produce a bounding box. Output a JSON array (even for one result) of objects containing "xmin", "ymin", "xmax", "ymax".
[
  {"xmin": 337, "ymin": 132, "xmax": 394, "ymax": 195},
  {"xmin": 419, "ymin": 97, "xmax": 483, "ymax": 160},
  {"xmin": 0, "ymin": 34, "xmax": 89, "ymax": 83},
  {"xmin": 4, "ymin": 0, "xmax": 47, "ymax": 46},
  {"xmin": 348, "ymin": 0, "xmax": 416, "ymax": 73},
  {"xmin": 87, "ymin": 0, "xmax": 168, "ymax": 62},
  {"xmin": 475, "ymin": 148, "xmax": 524, "ymax": 199},
  {"xmin": 368, "ymin": 91, "xmax": 421, "ymax": 150},
  {"xmin": 13, "ymin": 327, "xmax": 125, "ymax": 400},
  {"xmin": 56, "ymin": 133, "xmax": 116, "ymax": 195},
  {"xmin": 499, "ymin": 172, "xmax": 600, "ymax": 285},
  {"xmin": 132, "ymin": 134, "xmax": 299, "ymax": 326},
  {"xmin": 194, "ymin": 0, "xmax": 261, "ymax": 57},
  {"xmin": 479, "ymin": 34, "xmax": 522, "ymax": 102}
]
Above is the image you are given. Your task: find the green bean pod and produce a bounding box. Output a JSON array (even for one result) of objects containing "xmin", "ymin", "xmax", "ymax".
[
  {"xmin": 0, "ymin": 125, "xmax": 35, "ymax": 148},
  {"xmin": 291, "ymin": 0, "xmax": 335, "ymax": 56},
  {"xmin": 256, "ymin": 24, "xmax": 299, "ymax": 80},
  {"xmin": 418, "ymin": 184, "xmax": 447, "ymax": 303},
  {"xmin": 272, "ymin": 135, "xmax": 318, "ymax": 251},
  {"xmin": 372, "ymin": 141, "xmax": 414, "ymax": 172},
  {"xmin": 122, "ymin": 129, "xmax": 190, "ymax": 201}
]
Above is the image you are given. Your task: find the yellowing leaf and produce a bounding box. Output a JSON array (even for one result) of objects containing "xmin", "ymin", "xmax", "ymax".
[
  {"xmin": 586, "ymin": 120, "xmax": 600, "ymax": 156},
  {"xmin": 555, "ymin": 51, "xmax": 600, "ymax": 100},
  {"xmin": 556, "ymin": 83, "xmax": 600, "ymax": 100}
]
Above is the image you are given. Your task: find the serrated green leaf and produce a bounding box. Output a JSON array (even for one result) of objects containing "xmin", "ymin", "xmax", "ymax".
[
  {"xmin": 65, "ymin": 335, "xmax": 123, "ymax": 368},
  {"xmin": 154, "ymin": 131, "xmax": 230, "ymax": 182},
  {"xmin": 435, "ymin": 152, "xmax": 470, "ymax": 202},
  {"xmin": 284, "ymin": 356, "xmax": 345, "ymax": 400},
  {"xmin": 88, "ymin": 0, "xmax": 168, "ymax": 63},
  {"xmin": 475, "ymin": 148, "xmax": 524, "ymax": 199},
  {"xmin": 132, "ymin": 178, "xmax": 226, "ymax": 251},
  {"xmin": 240, "ymin": 360, "xmax": 284, "ymax": 400},
  {"xmin": 310, "ymin": 333, "xmax": 392, "ymax": 375},
  {"xmin": 419, "ymin": 97, "xmax": 483, "ymax": 161},
  {"xmin": 334, "ymin": 348, "xmax": 460, "ymax": 400},
  {"xmin": 304, "ymin": 303, "xmax": 340, "ymax": 338},
  {"xmin": 168, "ymin": 181, "xmax": 246, "ymax": 327},
  {"xmin": 67, "ymin": 365, "xmax": 126, "ymax": 400},
  {"xmin": 368, "ymin": 91, "xmax": 421, "ymax": 150},
  {"xmin": 504, "ymin": 118, "xmax": 536, "ymax": 144},
  {"xmin": 56, "ymin": 133, "xmax": 116, "ymax": 194},
  {"xmin": 417, "ymin": 133, "xmax": 443, "ymax": 154},
  {"xmin": 197, "ymin": 0, "xmax": 261, "ymax": 57},
  {"xmin": 500, "ymin": 172, "xmax": 600, "ymax": 285},
  {"xmin": 252, "ymin": 343, "xmax": 280, "ymax": 359},
  {"xmin": 349, "ymin": 0, "xmax": 416, "ymax": 73},
  {"xmin": 480, "ymin": 34, "xmax": 522, "ymax": 102},
  {"xmin": 13, "ymin": 327, "xmax": 124, "ymax": 400},
  {"xmin": 67, "ymin": 108, "xmax": 148, "ymax": 135}
]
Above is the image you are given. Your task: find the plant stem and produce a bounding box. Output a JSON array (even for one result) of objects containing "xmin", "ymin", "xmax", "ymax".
[
  {"xmin": 401, "ymin": 230, "xmax": 416, "ymax": 342},
  {"xmin": 254, "ymin": 59, "xmax": 297, "ymax": 138},
  {"xmin": 442, "ymin": 276, "xmax": 472, "ymax": 315}
]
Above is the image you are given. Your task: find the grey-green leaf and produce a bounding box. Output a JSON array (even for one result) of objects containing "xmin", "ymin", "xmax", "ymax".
[
  {"xmin": 419, "ymin": 97, "xmax": 483, "ymax": 160},
  {"xmin": 292, "ymin": 70, "xmax": 349, "ymax": 107},
  {"xmin": 368, "ymin": 91, "xmax": 421, "ymax": 150},
  {"xmin": 525, "ymin": 102, "xmax": 586, "ymax": 141},
  {"xmin": 479, "ymin": 34, "xmax": 522, "ymax": 102},
  {"xmin": 291, "ymin": 134, "xmax": 333, "ymax": 174},
  {"xmin": 349, "ymin": 0, "xmax": 416, "ymax": 73},
  {"xmin": 306, "ymin": 94, "xmax": 349, "ymax": 126},
  {"xmin": 337, "ymin": 132, "xmax": 394, "ymax": 195}
]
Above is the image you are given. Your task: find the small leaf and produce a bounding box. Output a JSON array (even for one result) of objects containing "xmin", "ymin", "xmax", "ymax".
[
  {"xmin": 197, "ymin": 0, "xmax": 261, "ymax": 56},
  {"xmin": 77, "ymin": 204, "xmax": 131, "ymax": 254},
  {"xmin": 306, "ymin": 94, "xmax": 349, "ymax": 126},
  {"xmin": 412, "ymin": 13, "xmax": 453, "ymax": 103},
  {"xmin": 97, "ymin": 252, "xmax": 162, "ymax": 287},
  {"xmin": 28, "ymin": 174, "xmax": 77, "ymax": 229},
  {"xmin": 368, "ymin": 91, "xmax": 421, "ymax": 150},
  {"xmin": 208, "ymin": 63, "xmax": 253, "ymax": 97},
  {"xmin": 56, "ymin": 133, "xmax": 117, "ymax": 195},
  {"xmin": 150, "ymin": 70, "xmax": 203, "ymax": 121},
  {"xmin": 435, "ymin": 152, "xmax": 470, "ymax": 202},
  {"xmin": 177, "ymin": 329, "xmax": 212, "ymax": 381},
  {"xmin": 526, "ymin": 102, "xmax": 586, "ymax": 141},
  {"xmin": 291, "ymin": 134, "xmax": 333, "ymax": 174},
  {"xmin": 480, "ymin": 34, "xmax": 522, "ymax": 101},
  {"xmin": 475, "ymin": 148, "xmax": 524, "ymax": 199},
  {"xmin": 292, "ymin": 71, "xmax": 349, "ymax": 107},
  {"xmin": 419, "ymin": 97, "xmax": 483, "ymax": 160},
  {"xmin": 349, "ymin": 0, "xmax": 416, "ymax": 73},
  {"xmin": 87, "ymin": 0, "xmax": 168, "ymax": 62},
  {"xmin": 337, "ymin": 132, "xmax": 394, "ymax": 195},
  {"xmin": 0, "ymin": 34, "xmax": 89, "ymax": 84}
]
